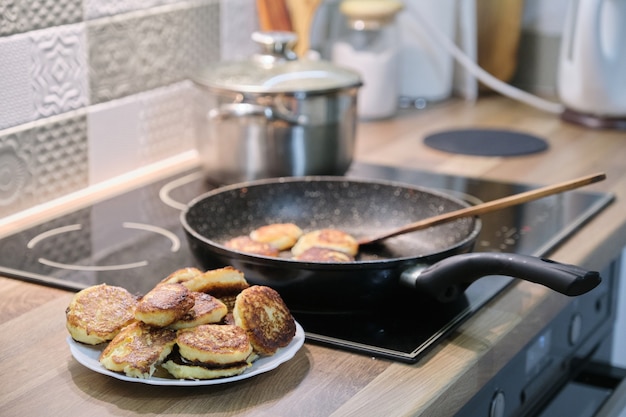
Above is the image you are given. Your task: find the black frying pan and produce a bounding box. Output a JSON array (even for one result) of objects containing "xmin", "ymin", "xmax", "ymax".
[{"xmin": 181, "ymin": 177, "xmax": 600, "ymax": 312}]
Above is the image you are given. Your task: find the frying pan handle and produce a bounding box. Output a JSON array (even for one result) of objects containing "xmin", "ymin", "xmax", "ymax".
[{"xmin": 400, "ymin": 253, "xmax": 601, "ymax": 303}]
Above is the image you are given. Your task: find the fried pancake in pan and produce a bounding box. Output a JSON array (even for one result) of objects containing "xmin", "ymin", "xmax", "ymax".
[
  {"xmin": 66, "ymin": 284, "xmax": 138, "ymax": 345},
  {"xmin": 162, "ymin": 324, "xmax": 254, "ymax": 379},
  {"xmin": 99, "ymin": 321, "xmax": 177, "ymax": 378},
  {"xmin": 292, "ymin": 247, "xmax": 355, "ymax": 262},
  {"xmin": 168, "ymin": 292, "xmax": 228, "ymax": 330},
  {"xmin": 249, "ymin": 223, "xmax": 303, "ymax": 250},
  {"xmin": 233, "ymin": 285, "xmax": 296, "ymax": 356},
  {"xmin": 224, "ymin": 236, "xmax": 280, "ymax": 257},
  {"xmin": 135, "ymin": 283, "xmax": 194, "ymax": 327},
  {"xmin": 291, "ymin": 228, "xmax": 359, "ymax": 257}
]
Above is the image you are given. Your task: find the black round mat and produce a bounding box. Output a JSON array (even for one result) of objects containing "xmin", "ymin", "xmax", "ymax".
[{"xmin": 423, "ymin": 129, "xmax": 549, "ymax": 157}]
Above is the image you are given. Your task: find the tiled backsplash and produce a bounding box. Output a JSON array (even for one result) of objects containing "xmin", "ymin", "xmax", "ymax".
[{"xmin": 0, "ymin": 0, "xmax": 259, "ymax": 219}]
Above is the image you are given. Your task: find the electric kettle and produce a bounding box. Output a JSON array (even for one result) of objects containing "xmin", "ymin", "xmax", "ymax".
[{"xmin": 557, "ymin": 0, "xmax": 626, "ymax": 128}]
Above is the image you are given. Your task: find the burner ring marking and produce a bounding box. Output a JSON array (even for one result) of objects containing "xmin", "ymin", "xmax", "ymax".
[
  {"xmin": 159, "ymin": 171, "xmax": 204, "ymax": 211},
  {"xmin": 27, "ymin": 223, "xmax": 180, "ymax": 272},
  {"xmin": 122, "ymin": 222, "xmax": 180, "ymax": 252},
  {"xmin": 27, "ymin": 224, "xmax": 83, "ymax": 248},
  {"xmin": 37, "ymin": 258, "xmax": 148, "ymax": 271}
]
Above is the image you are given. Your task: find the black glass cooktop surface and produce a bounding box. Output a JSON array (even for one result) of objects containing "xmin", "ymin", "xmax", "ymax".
[{"xmin": 0, "ymin": 163, "xmax": 614, "ymax": 363}]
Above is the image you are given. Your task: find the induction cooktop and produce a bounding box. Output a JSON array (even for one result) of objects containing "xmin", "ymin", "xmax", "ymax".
[{"xmin": 0, "ymin": 163, "xmax": 614, "ymax": 363}]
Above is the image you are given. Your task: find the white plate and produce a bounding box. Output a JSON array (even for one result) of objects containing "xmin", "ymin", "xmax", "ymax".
[{"xmin": 67, "ymin": 322, "xmax": 305, "ymax": 386}]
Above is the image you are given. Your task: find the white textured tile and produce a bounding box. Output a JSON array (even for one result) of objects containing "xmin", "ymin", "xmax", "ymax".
[
  {"xmin": 0, "ymin": 34, "xmax": 34, "ymax": 130},
  {"xmin": 87, "ymin": 97, "xmax": 141, "ymax": 184},
  {"xmin": 29, "ymin": 24, "xmax": 89, "ymax": 118},
  {"xmin": 0, "ymin": 24, "xmax": 88, "ymax": 131},
  {"xmin": 87, "ymin": 81, "xmax": 197, "ymax": 184}
]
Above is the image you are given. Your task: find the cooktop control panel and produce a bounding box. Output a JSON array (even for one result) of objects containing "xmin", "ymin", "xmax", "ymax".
[{"xmin": 457, "ymin": 261, "xmax": 617, "ymax": 417}]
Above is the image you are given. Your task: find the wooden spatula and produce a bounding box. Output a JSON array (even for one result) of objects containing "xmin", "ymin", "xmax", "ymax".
[
  {"xmin": 358, "ymin": 172, "xmax": 607, "ymax": 246},
  {"xmin": 286, "ymin": 0, "xmax": 322, "ymax": 56}
]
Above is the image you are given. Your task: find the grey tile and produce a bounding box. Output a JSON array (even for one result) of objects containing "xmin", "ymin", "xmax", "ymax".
[
  {"xmin": 87, "ymin": 0, "xmax": 220, "ymax": 104},
  {"xmin": 0, "ymin": 112, "xmax": 89, "ymax": 218},
  {"xmin": 84, "ymin": 0, "xmax": 182, "ymax": 20},
  {"xmin": 181, "ymin": 0, "xmax": 221, "ymax": 77},
  {"xmin": 0, "ymin": 1, "xmax": 23, "ymax": 36},
  {"xmin": 220, "ymin": 0, "xmax": 259, "ymax": 60},
  {"xmin": 0, "ymin": 0, "xmax": 83, "ymax": 37},
  {"xmin": 86, "ymin": 17, "xmax": 142, "ymax": 104},
  {"xmin": 138, "ymin": 81, "xmax": 196, "ymax": 165}
]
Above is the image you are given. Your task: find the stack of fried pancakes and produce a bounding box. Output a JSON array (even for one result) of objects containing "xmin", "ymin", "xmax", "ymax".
[{"xmin": 66, "ymin": 266, "xmax": 296, "ymax": 380}]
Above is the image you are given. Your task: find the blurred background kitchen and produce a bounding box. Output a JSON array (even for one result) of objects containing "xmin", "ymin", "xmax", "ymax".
[{"xmin": 1, "ymin": 0, "xmax": 624, "ymax": 365}]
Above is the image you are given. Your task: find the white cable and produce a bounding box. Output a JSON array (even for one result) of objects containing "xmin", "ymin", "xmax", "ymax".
[{"xmin": 407, "ymin": 3, "xmax": 565, "ymax": 114}]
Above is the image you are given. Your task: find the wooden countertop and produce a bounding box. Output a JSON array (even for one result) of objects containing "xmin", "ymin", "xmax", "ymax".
[{"xmin": 2, "ymin": 96, "xmax": 625, "ymax": 416}]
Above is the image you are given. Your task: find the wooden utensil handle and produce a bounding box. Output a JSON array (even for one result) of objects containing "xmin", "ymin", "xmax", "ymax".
[
  {"xmin": 257, "ymin": 0, "xmax": 292, "ymax": 31},
  {"xmin": 359, "ymin": 172, "xmax": 607, "ymax": 245}
]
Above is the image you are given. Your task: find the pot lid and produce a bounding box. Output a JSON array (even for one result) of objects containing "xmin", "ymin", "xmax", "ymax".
[{"xmin": 193, "ymin": 31, "xmax": 362, "ymax": 94}]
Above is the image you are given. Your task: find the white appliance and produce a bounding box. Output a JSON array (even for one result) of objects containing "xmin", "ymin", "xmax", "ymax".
[{"xmin": 557, "ymin": 0, "xmax": 626, "ymax": 121}]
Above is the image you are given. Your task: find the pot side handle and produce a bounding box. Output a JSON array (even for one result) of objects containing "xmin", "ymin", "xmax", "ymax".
[
  {"xmin": 400, "ymin": 252, "xmax": 601, "ymax": 303},
  {"xmin": 208, "ymin": 103, "xmax": 273, "ymax": 120},
  {"xmin": 208, "ymin": 102, "xmax": 308, "ymax": 125}
]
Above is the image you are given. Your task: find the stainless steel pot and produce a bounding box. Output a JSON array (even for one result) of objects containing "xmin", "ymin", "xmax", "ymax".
[{"xmin": 193, "ymin": 31, "xmax": 363, "ymax": 184}]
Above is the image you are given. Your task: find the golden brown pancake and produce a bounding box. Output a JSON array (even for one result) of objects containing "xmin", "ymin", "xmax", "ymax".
[
  {"xmin": 293, "ymin": 247, "xmax": 355, "ymax": 262},
  {"xmin": 162, "ymin": 324, "xmax": 254, "ymax": 379},
  {"xmin": 291, "ymin": 228, "xmax": 359, "ymax": 257},
  {"xmin": 233, "ymin": 285, "xmax": 296, "ymax": 356},
  {"xmin": 66, "ymin": 284, "xmax": 138, "ymax": 345},
  {"xmin": 176, "ymin": 324, "xmax": 253, "ymax": 364},
  {"xmin": 135, "ymin": 283, "xmax": 194, "ymax": 327},
  {"xmin": 224, "ymin": 235, "xmax": 280, "ymax": 257},
  {"xmin": 158, "ymin": 267, "xmax": 203, "ymax": 286},
  {"xmin": 250, "ymin": 223, "xmax": 303, "ymax": 250},
  {"xmin": 99, "ymin": 321, "xmax": 177, "ymax": 378},
  {"xmin": 180, "ymin": 266, "xmax": 250, "ymax": 310},
  {"xmin": 168, "ymin": 292, "xmax": 228, "ymax": 330},
  {"xmin": 162, "ymin": 356, "xmax": 252, "ymax": 380}
]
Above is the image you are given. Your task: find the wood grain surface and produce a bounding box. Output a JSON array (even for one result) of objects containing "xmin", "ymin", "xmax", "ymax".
[{"xmin": 476, "ymin": 0, "xmax": 525, "ymax": 87}]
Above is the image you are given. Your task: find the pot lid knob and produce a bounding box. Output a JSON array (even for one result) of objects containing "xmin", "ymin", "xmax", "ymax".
[{"xmin": 252, "ymin": 31, "xmax": 298, "ymax": 63}]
